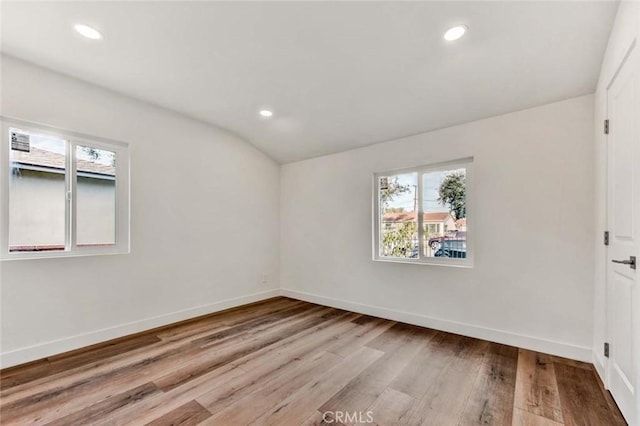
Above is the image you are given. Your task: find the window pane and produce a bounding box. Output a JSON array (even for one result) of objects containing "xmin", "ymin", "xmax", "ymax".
[
  {"xmin": 422, "ymin": 168, "xmax": 467, "ymax": 259},
  {"xmin": 76, "ymin": 145, "xmax": 116, "ymax": 246},
  {"xmin": 379, "ymin": 172, "xmax": 418, "ymax": 258},
  {"xmin": 9, "ymin": 129, "xmax": 67, "ymax": 252}
]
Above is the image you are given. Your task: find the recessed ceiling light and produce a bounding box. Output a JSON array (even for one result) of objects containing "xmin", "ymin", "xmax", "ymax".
[
  {"xmin": 259, "ymin": 109, "xmax": 274, "ymax": 118},
  {"xmin": 74, "ymin": 24, "xmax": 103, "ymax": 40},
  {"xmin": 444, "ymin": 25, "xmax": 467, "ymax": 42}
]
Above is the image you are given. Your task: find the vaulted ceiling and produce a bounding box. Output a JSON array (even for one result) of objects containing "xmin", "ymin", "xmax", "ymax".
[{"xmin": 1, "ymin": 1, "xmax": 618, "ymax": 162}]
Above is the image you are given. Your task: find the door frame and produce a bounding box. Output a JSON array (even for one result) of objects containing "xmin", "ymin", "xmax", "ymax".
[{"xmin": 603, "ymin": 37, "xmax": 638, "ymax": 424}]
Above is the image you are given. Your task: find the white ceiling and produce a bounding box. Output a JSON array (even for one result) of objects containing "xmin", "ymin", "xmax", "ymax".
[{"xmin": 1, "ymin": 1, "xmax": 618, "ymax": 163}]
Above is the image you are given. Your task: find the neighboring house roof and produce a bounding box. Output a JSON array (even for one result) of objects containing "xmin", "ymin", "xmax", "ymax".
[
  {"xmin": 382, "ymin": 211, "xmax": 453, "ymax": 223},
  {"xmin": 11, "ymin": 147, "xmax": 115, "ymax": 176}
]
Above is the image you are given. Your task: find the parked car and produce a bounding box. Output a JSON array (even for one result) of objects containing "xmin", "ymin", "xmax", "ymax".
[
  {"xmin": 434, "ymin": 239, "xmax": 467, "ymax": 258},
  {"xmin": 428, "ymin": 231, "xmax": 466, "ymax": 250},
  {"xmin": 409, "ymin": 241, "xmax": 420, "ymax": 258}
]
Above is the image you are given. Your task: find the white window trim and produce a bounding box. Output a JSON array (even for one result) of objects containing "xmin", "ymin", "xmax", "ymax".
[
  {"xmin": 1, "ymin": 116, "xmax": 130, "ymax": 260},
  {"xmin": 372, "ymin": 157, "xmax": 474, "ymax": 268}
]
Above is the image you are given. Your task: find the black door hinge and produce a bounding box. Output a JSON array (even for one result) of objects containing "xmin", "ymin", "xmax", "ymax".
[
  {"xmin": 604, "ymin": 231, "xmax": 609, "ymax": 246},
  {"xmin": 604, "ymin": 119, "xmax": 610, "ymax": 135},
  {"xmin": 604, "ymin": 342, "xmax": 610, "ymax": 358}
]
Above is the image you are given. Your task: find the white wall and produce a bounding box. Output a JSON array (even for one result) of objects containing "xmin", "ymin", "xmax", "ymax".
[
  {"xmin": 592, "ymin": 0, "xmax": 640, "ymax": 391},
  {"xmin": 0, "ymin": 55, "xmax": 281, "ymax": 368},
  {"xmin": 281, "ymin": 95, "xmax": 595, "ymax": 361},
  {"xmin": 0, "ymin": 54, "xmax": 602, "ymax": 368}
]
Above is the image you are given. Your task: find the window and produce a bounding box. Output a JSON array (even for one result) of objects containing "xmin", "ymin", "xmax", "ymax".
[
  {"xmin": 1, "ymin": 118, "xmax": 130, "ymax": 259},
  {"xmin": 373, "ymin": 158, "xmax": 472, "ymax": 266}
]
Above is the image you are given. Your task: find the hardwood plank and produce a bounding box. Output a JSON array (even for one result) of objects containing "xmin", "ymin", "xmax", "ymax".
[
  {"xmin": 366, "ymin": 322, "xmax": 434, "ymax": 352},
  {"xmin": 0, "ymin": 298, "xmax": 616, "ymax": 426},
  {"xmin": 155, "ymin": 297, "xmax": 301, "ymax": 337},
  {"xmin": 554, "ymin": 362, "xmax": 621, "ymax": 426},
  {"xmin": 232, "ymin": 311, "xmax": 360, "ymax": 372},
  {"xmin": 2, "ymin": 304, "xmax": 324, "ymax": 424},
  {"xmin": 45, "ymin": 382, "xmax": 161, "ymax": 426},
  {"xmin": 323, "ymin": 316, "xmax": 394, "ymax": 357},
  {"xmin": 155, "ymin": 298, "xmax": 304, "ymax": 341},
  {"xmin": 0, "ymin": 339, "xmax": 169, "ymax": 402},
  {"xmin": 0, "ymin": 334, "xmax": 161, "ymax": 391},
  {"xmin": 190, "ymin": 303, "xmax": 314, "ymax": 347},
  {"xmin": 390, "ymin": 332, "xmax": 486, "ymax": 398},
  {"xmin": 591, "ymin": 365, "xmax": 627, "ymax": 426},
  {"xmin": 400, "ymin": 334, "xmax": 489, "ymax": 425},
  {"xmin": 301, "ymin": 410, "xmax": 342, "ymax": 425},
  {"xmin": 366, "ymin": 387, "xmax": 414, "ymax": 425},
  {"xmin": 513, "ymin": 349, "xmax": 563, "ymax": 423},
  {"xmin": 550, "ymin": 355, "xmax": 592, "ymax": 371},
  {"xmin": 202, "ymin": 350, "xmax": 342, "ymax": 424},
  {"xmin": 1, "ymin": 298, "xmax": 303, "ymax": 402},
  {"xmin": 0, "ymin": 296, "xmax": 294, "ymax": 385},
  {"xmin": 145, "ymin": 400, "xmax": 211, "ymax": 426},
  {"xmin": 154, "ymin": 306, "xmax": 337, "ymax": 391},
  {"xmin": 195, "ymin": 313, "xmax": 361, "ymax": 415},
  {"xmin": 351, "ymin": 315, "xmax": 381, "ymax": 326},
  {"xmin": 94, "ymin": 363, "xmax": 246, "ymax": 425},
  {"xmin": 512, "ymin": 408, "xmax": 563, "ymax": 426},
  {"xmin": 319, "ymin": 324, "xmax": 435, "ymax": 416},
  {"xmin": 254, "ymin": 346, "xmax": 385, "ymax": 425},
  {"xmin": 458, "ymin": 343, "xmax": 518, "ymax": 426},
  {"xmin": 1, "ymin": 339, "xmax": 209, "ymax": 423}
]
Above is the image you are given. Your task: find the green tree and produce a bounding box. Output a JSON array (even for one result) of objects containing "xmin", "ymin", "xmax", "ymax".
[
  {"xmin": 83, "ymin": 146, "xmax": 101, "ymax": 161},
  {"xmin": 386, "ymin": 207, "xmax": 405, "ymax": 213},
  {"xmin": 379, "ymin": 177, "xmax": 415, "ymax": 257},
  {"xmin": 81, "ymin": 146, "xmax": 116, "ymax": 167},
  {"xmin": 382, "ymin": 222, "xmax": 417, "ymax": 257},
  {"xmin": 380, "ymin": 177, "xmax": 410, "ymax": 207},
  {"xmin": 438, "ymin": 172, "xmax": 466, "ymax": 219}
]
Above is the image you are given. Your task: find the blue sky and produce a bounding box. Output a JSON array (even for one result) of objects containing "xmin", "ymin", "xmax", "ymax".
[{"xmin": 384, "ymin": 169, "xmax": 465, "ymax": 213}]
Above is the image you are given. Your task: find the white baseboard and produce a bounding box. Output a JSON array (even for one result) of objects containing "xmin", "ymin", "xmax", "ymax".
[
  {"xmin": 0, "ymin": 289, "xmax": 280, "ymax": 369},
  {"xmin": 2, "ymin": 287, "xmax": 593, "ymax": 369},
  {"xmin": 593, "ymin": 351, "xmax": 607, "ymax": 386},
  {"xmin": 281, "ymin": 288, "xmax": 592, "ymax": 362}
]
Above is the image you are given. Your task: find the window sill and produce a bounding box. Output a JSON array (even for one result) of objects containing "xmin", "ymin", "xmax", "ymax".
[
  {"xmin": 1, "ymin": 248, "xmax": 130, "ymax": 261},
  {"xmin": 373, "ymin": 257, "xmax": 473, "ymax": 268}
]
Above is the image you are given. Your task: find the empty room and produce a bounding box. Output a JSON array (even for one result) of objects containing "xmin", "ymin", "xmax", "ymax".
[{"xmin": 0, "ymin": 1, "xmax": 638, "ymax": 425}]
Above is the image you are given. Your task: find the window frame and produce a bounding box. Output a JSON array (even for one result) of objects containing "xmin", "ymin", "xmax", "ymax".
[
  {"xmin": 1, "ymin": 117, "xmax": 130, "ymax": 260},
  {"xmin": 372, "ymin": 158, "xmax": 473, "ymax": 267}
]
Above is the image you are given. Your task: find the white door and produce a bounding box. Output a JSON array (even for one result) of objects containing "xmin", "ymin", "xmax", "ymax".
[{"xmin": 606, "ymin": 42, "xmax": 639, "ymax": 425}]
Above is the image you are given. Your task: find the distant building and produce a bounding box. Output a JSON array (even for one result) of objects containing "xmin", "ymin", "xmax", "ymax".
[
  {"xmin": 9, "ymin": 147, "xmax": 116, "ymax": 251},
  {"xmin": 382, "ymin": 211, "xmax": 457, "ymax": 236}
]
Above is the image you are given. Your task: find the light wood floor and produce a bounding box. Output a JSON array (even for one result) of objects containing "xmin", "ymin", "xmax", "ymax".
[{"xmin": 0, "ymin": 297, "xmax": 626, "ymax": 425}]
